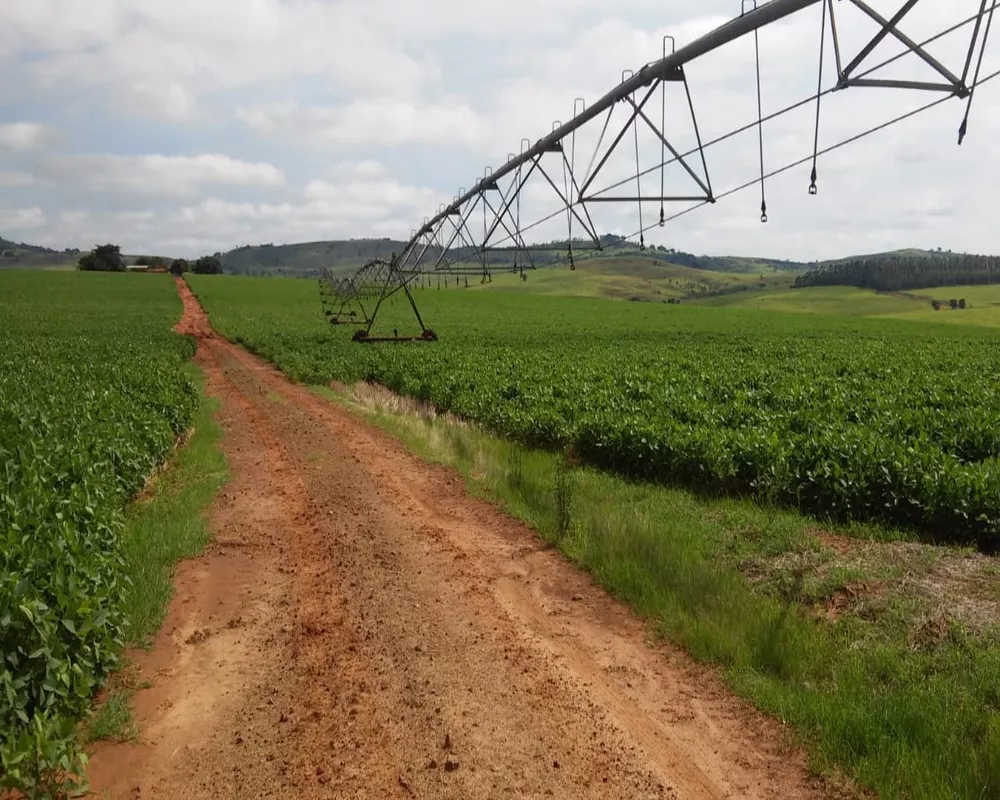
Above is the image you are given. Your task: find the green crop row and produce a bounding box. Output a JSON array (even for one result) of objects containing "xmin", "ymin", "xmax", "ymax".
[
  {"xmin": 188, "ymin": 275, "xmax": 1000, "ymax": 550},
  {"xmin": 0, "ymin": 272, "xmax": 196, "ymax": 796}
]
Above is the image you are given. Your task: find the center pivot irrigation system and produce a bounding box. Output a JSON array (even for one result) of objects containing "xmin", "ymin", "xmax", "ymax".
[{"xmin": 320, "ymin": 0, "xmax": 998, "ymax": 341}]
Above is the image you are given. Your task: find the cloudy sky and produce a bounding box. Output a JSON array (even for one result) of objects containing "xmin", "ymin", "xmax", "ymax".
[{"xmin": 1, "ymin": 0, "xmax": 997, "ymax": 260}]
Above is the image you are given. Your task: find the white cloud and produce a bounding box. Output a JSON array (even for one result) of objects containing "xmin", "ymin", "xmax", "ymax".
[
  {"xmin": 235, "ymin": 100, "xmax": 488, "ymax": 149},
  {"xmin": 0, "ymin": 122, "xmax": 57, "ymax": 151},
  {"xmin": 331, "ymin": 160, "xmax": 391, "ymax": 180},
  {"xmin": 0, "ymin": 171, "xmax": 36, "ymax": 187},
  {"xmin": 0, "ymin": 1, "xmax": 123, "ymax": 53},
  {"xmin": 0, "ymin": 207, "xmax": 46, "ymax": 231},
  {"xmin": 304, "ymin": 179, "xmax": 440, "ymax": 211},
  {"xmin": 60, "ymin": 210, "xmax": 89, "ymax": 225},
  {"xmin": 37, "ymin": 153, "xmax": 286, "ymax": 197},
  {"xmin": 6, "ymin": 0, "xmax": 437, "ymax": 120},
  {"xmin": 16, "ymin": 159, "xmax": 447, "ymax": 256},
  {"xmin": 178, "ymin": 161, "xmax": 446, "ymax": 242}
]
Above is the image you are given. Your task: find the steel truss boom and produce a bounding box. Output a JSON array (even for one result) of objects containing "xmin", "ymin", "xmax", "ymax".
[
  {"xmin": 320, "ymin": 0, "xmax": 997, "ymax": 340},
  {"xmin": 413, "ymin": 0, "xmax": 820, "ymax": 246}
]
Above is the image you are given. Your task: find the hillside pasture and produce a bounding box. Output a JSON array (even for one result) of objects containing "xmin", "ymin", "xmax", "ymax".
[
  {"xmin": 467, "ymin": 257, "xmax": 796, "ymax": 301},
  {"xmin": 695, "ymin": 282, "xmax": 1000, "ymax": 327}
]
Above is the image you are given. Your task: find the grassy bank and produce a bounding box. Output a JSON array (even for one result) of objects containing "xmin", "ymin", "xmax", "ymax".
[
  {"xmin": 320, "ymin": 384, "xmax": 1000, "ymax": 800},
  {"xmin": 119, "ymin": 364, "xmax": 228, "ymax": 647}
]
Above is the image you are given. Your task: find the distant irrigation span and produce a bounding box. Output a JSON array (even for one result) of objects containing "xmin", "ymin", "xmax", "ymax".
[{"xmin": 320, "ymin": 0, "xmax": 998, "ymax": 340}]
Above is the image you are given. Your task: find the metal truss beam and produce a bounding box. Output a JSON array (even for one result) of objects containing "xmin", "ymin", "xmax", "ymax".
[
  {"xmin": 410, "ymin": 0, "xmax": 820, "ymax": 245},
  {"xmin": 842, "ymin": 0, "xmax": 967, "ymax": 92}
]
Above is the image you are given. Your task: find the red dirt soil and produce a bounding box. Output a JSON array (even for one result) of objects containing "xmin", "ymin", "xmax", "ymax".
[{"xmin": 85, "ymin": 278, "xmax": 840, "ymax": 799}]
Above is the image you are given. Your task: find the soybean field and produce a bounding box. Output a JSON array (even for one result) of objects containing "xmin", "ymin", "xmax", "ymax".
[
  {"xmin": 0, "ymin": 271, "xmax": 196, "ymax": 793},
  {"xmin": 188, "ymin": 274, "xmax": 1000, "ymax": 550}
]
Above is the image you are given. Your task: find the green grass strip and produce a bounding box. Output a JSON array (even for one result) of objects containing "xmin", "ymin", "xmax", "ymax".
[
  {"xmin": 84, "ymin": 689, "xmax": 138, "ymax": 745},
  {"xmin": 86, "ymin": 363, "xmax": 228, "ymax": 748},
  {"xmin": 121, "ymin": 363, "xmax": 228, "ymax": 647}
]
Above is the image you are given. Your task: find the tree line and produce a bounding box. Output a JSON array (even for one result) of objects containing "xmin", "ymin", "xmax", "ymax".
[
  {"xmin": 78, "ymin": 244, "xmax": 222, "ymax": 274},
  {"xmin": 794, "ymin": 252, "xmax": 1000, "ymax": 292}
]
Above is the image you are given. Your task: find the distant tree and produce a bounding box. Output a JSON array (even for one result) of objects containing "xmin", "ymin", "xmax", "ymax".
[
  {"xmin": 135, "ymin": 256, "xmax": 153, "ymax": 267},
  {"xmin": 959, "ymin": 298, "xmax": 967, "ymax": 309},
  {"xmin": 931, "ymin": 299, "xmax": 941, "ymax": 311},
  {"xmin": 170, "ymin": 258, "xmax": 190, "ymax": 276},
  {"xmin": 78, "ymin": 244, "xmax": 125, "ymax": 272},
  {"xmin": 950, "ymin": 298, "xmax": 959, "ymax": 310},
  {"xmin": 193, "ymin": 255, "xmax": 223, "ymax": 274}
]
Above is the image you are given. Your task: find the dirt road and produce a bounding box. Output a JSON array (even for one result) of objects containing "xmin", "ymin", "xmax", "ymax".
[{"xmin": 87, "ymin": 279, "xmax": 835, "ymax": 799}]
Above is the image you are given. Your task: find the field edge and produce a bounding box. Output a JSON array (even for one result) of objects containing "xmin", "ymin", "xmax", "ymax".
[
  {"xmin": 84, "ymin": 362, "xmax": 229, "ymax": 748},
  {"xmin": 312, "ymin": 381, "xmax": 1000, "ymax": 800}
]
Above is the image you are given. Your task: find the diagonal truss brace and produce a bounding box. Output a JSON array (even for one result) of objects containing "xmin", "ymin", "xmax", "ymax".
[
  {"xmin": 834, "ymin": 0, "xmax": 972, "ymax": 95},
  {"xmin": 581, "ymin": 66, "xmax": 714, "ymax": 205}
]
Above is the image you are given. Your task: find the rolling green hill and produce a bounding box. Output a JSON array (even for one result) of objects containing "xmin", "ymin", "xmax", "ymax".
[
  {"xmin": 694, "ymin": 282, "xmax": 1000, "ymax": 328},
  {"xmin": 219, "ymin": 235, "xmax": 809, "ymax": 278},
  {"xmin": 220, "ymin": 239, "xmax": 408, "ymax": 277},
  {"xmin": 3, "ymin": 230, "xmax": 985, "ymax": 318},
  {"xmin": 0, "ymin": 237, "xmax": 81, "ymax": 270},
  {"xmin": 218, "ymin": 238, "xmax": 964, "ymax": 282},
  {"xmin": 465, "ymin": 256, "xmax": 796, "ymax": 301}
]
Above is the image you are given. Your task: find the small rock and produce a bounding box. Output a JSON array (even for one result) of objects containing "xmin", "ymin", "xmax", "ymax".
[
  {"xmin": 444, "ymin": 732, "xmax": 452, "ymax": 751},
  {"xmin": 444, "ymin": 757, "xmax": 460, "ymax": 772},
  {"xmin": 553, "ymin": 760, "xmax": 560, "ymax": 769},
  {"xmin": 427, "ymin": 759, "xmax": 438, "ymax": 769}
]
